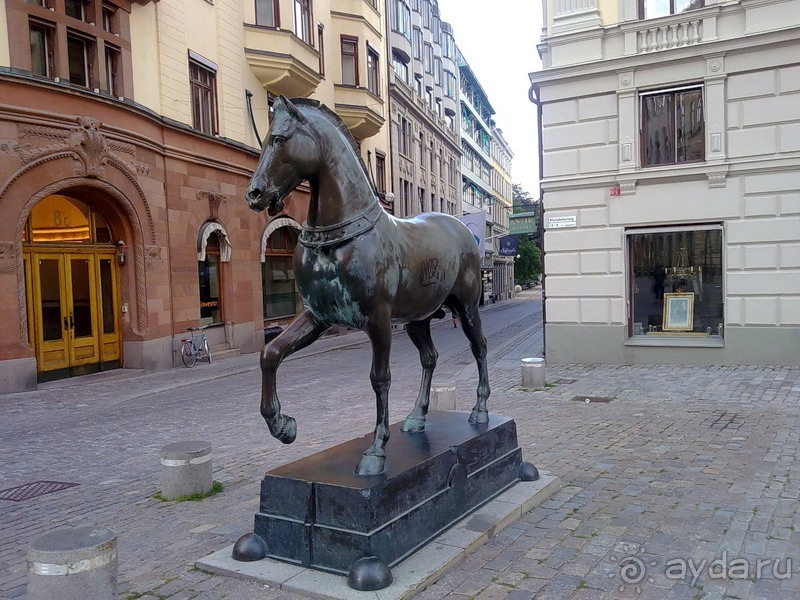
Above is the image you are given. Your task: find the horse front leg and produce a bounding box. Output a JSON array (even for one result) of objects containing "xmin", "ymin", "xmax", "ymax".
[
  {"xmin": 260, "ymin": 309, "xmax": 328, "ymax": 443},
  {"xmin": 401, "ymin": 319, "xmax": 437, "ymax": 433},
  {"xmin": 458, "ymin": 303, "xmax": 490, "ymax": 424},
  {"xmin": 356, "ymin": 313, "xmax": 392, "ymax": 476}
]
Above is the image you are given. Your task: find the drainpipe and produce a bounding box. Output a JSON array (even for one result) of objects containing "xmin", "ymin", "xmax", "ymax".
[{"xmin": 528, "ymin": 81, "xmax": 546, "ymax": 356}]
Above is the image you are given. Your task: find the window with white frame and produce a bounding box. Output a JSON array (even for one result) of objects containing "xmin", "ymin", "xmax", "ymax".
[
  {"xmin": 627, "ymin": 225, "xmax": 723, "ymax": 338},
  {"xmin": 639, "ymin": 0, "xmax": 704, "ymax": 19},
  {"xmin": 294, "ymin": 0, "xmax": 312, "ymax": 45},
  {"xmin": 640, "ymin": 85, "xmax": 704, "ymax": 167}
]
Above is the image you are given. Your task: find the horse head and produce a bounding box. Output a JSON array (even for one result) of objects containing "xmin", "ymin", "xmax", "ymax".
[{"xmin": 246, "ymin": 96, "xmax": 320, "ymax": 216}]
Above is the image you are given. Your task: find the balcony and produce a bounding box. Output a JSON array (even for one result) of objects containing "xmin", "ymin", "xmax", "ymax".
[
  {"xmin": 332, "ymin": 0, "xmax": 383, "ymax": 35},
  {"xmin": 244, "ymin": 26, "xmax": 322, "ymax": 97},
  {"xmin": 334, "ymin": 85, "xmax": 385, "ymax": 139},
  {"xmin": 620, "ymin": 6, "xmax": 720, "ymax": 56}
]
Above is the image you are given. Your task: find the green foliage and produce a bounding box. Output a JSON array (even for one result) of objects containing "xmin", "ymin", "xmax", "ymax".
[
  {"xmin": 514, "ymin": 236, "xmax": 542, "ymax": 285},
  {"xmin": 512, "ymin": 184, "xmax": 536, "ymax": 214}
]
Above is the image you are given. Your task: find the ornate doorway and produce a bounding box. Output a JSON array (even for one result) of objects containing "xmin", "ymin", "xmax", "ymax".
[{"xmin": 22, "ymin": 194, "xmax": 122, "ymax": 382}]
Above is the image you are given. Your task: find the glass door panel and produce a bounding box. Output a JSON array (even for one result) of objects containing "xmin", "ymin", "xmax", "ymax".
[
  {"xmin": 66, "ymin": 254, "xmax": 99, "ymax": 366},
  {"xmin": 39, "ymin": 258, "xmax": 64, "ymax": 341}
]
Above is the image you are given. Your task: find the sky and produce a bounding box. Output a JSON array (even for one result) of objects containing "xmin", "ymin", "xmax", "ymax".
[{"xmin": 436, "ymin": 0, "xmax": 544, "ymax": 199}]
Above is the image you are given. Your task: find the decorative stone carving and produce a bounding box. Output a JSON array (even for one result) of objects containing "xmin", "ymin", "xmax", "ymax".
[
  {"xmin": 0, "ymin": 241, "xmax": 15, "ymax": 273},
  {"xmin": 198, "ymin": 190, "xmax": 227, "ymax": 220},
  {"xmin": 145, "ymin": 244, "xmax": 161, "ymax": 269}
]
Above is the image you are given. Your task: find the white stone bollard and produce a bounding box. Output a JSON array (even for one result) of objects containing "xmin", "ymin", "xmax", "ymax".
[
  {"xmin": 521, "ymin": 357, "xmax": 545, "ymax": 388},
  {"xmin": 430, "ymin": 380, "xmax": 456, "ymax": 410},
  {"xmin": 159, "ymin": 441, "xmax": 213, "ymax": 499},
  {"xmin": 27, "ymin": 526, "xmax": 118, "ymax": 600}
]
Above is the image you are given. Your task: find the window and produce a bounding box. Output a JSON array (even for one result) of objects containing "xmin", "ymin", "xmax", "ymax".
[
  {"xmin": 102, "ymin": 4, "xmax": 116, "ymax": 33},
  {"xmin": 294, "ymin": 0, "xmax": 312, "ymax": 45},
  {"xmin": 424, "ymin": 43, "xmax": 432, "ymax": 74},
  {"xmin": 256, "ymin": 0, "xmax": 279, "ymax": 27},
  {"xmin": 392, "ymin": 52, "xmax": 408, "ymax": 84},
  {"xmin": 367, "ymin": 45, "xmax": 379, "ymax": 96},
  {"xmin": 434, "ymin": 57, "xmax": 442, "ymax": 86},
  {"xmin": 199, "ymin": 233, "xmax": 223, "ymax": 326},
  {"xmin": 317, "ymin": 24, "xmax": 324, "ymax": 75},
  {"xmin": 267, "ymin": 92, "xmax": 277, "ymax": 124},
  {"xmin": 65, "ymin": 0, "xmax": 88, "ymax": 21},
  {"xmin": 445, "ymin": 70, "xmax": 456, "ymax": 98},
  {"xmin": 189, "ymin": 58, "xmax": 219, "ymax": 135},
  {"xmin": 627, "ymin": 225, "xmax": 722, "ymax": 338},
  {"xmin": 414, "ymin": 74, "xmax": 422, "ymax": 97},
  {"xmin": 263, "ymin": 227, "xmax": 299, "ymax": 320},
  {"xmin": 340, "ymin": 36, "xmax": 358, "ymax": 86},
  {"xmin": 375, "ymin": 152, "xmax": 386, "ymax": 195},
  {"xmin": 30, "ymin": 21, "xmax": 54, "ymax": 78},
  {"xmin": 392, "ymin": 0, "xmax": 411, "ymax": 39},
  {"xmin": 413, "ymin": 27, "xmax": 422, "ymax": 60},
  {"xmin": 67, "ymin": 33, "xmax": 93, "ymax": 87},
  {"xmin": 104, "ymin": 45, "xmax": 120, "ymax": 96},
  {"xmin": 641, "ymin": 85, "xmax": 704, "ymax": 167},
  {"xmin": 640, "ymin": 0, "xmax": 704, "ymax": 19},
  {"xmin": 419, "ymin": 187, "xmax": 425, "ymax": 213},
  {"xmin": 399, "ymin": 116, "xmax": 411, "ymax": 156}
]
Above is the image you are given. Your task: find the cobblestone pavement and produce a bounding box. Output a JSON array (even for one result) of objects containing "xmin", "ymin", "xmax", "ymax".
[{"xmin": 2, "ymin": 290, "xmax": 799, "ymax": 599}]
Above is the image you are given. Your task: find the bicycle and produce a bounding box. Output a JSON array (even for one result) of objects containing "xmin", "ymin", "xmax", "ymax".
[{"xmin": 180, "ymin": 326, "xmax": 213, "ymax": 368}]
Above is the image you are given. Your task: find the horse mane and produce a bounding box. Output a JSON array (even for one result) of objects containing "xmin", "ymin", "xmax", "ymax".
[{"xmin": 289, "ymin": 98, "xmax": 378, "ymax": 196}]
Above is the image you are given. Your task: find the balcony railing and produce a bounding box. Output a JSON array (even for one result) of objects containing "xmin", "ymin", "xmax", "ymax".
[{"xmin": 621, "ymin": 6, "xmax": 719, "ymax": 56}]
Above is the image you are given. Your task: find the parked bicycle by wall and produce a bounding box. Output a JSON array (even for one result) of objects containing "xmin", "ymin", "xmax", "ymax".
[{"xmin": 180, "ymin": 326, "xmax": 213, "ymax": 368}]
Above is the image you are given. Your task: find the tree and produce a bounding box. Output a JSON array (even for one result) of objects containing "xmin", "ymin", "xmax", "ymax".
[
  {"xmin": 514, "ymin": 235, "xmax": 542, "ymax": 285},
  {"xmin": 512, "ymin": 184, "xmax": 536, "ymax": 214}
]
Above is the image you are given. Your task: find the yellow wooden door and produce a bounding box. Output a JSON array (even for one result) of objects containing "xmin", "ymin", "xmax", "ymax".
[
  {"xmin": 95, "ymin": 254, "xmax": 121, "ymax": 365},
  {"xmin": 65, "ymin": 254, "xmax": 100, "ymax": 367},
  {"xmin": 31, "ymin": 254, "xmax": 70, "ymax": 372}
]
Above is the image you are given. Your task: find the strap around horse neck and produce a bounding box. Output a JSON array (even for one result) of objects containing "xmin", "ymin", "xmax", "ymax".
[{"xmin": 299, "ymin": 198, "xmax": 383, "ymax": 249}]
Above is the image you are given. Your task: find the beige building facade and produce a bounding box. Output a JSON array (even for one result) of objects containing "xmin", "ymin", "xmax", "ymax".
[
  {"xmin": 531, "ymin": 0, "xmax": 800, "ymax": 365},
  {"xmin": 0, "ymin": 0, "xmax": 390, "ymax": 392}
]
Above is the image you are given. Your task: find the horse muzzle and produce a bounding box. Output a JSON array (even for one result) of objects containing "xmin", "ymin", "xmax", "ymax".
[{"xmin": 246, "ymin": 186, "xmax": 283, "ymax": 215}]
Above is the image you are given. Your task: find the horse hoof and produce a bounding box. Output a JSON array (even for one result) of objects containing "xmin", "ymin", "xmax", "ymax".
[
  {"xmin": 355, "ymin": 454, "xmax": 385, "ymax": 476},
  {"xmin": 401, "ymin": 417, "xmax": 426, "ymax": 433},
  {"xmin": 276, "ymin": 416, "xmax": 297, "ymax": 444},
  {"xmin": 468, "ymin": 409, "xmax": 489, "ymax": 424}
]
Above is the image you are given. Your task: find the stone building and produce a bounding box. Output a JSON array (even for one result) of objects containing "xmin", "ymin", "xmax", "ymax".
[
  {"xmin": 0, "ymin": 0, "xmax": 390, "ymax": 392},
  {"xmin": 457, "ymin": 47, "xmax": 513, "ymax": 304},
  {"xmin": 386, "ymin": 0, "xmax": 461, "ymax": 219},
  {"xmin": 530, "ymin": 0, "xmax": 800, "ymax": 365},
  {"xmin": 489, "ymin": 123, "xmax": 514, "ymax": 301}
]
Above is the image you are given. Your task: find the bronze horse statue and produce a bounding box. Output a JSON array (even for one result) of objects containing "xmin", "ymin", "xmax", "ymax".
[{"xmin": 246, "ymin": 96, "xmax": 489, "ymax": 476}]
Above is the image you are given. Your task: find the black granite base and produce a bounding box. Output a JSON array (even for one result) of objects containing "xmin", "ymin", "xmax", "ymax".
[{"xmin": 253, "ymin": 410, "xmax": 524, "ymax": 575}]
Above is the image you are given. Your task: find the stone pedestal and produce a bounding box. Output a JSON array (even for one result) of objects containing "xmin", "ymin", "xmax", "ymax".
[
  {"xmin": 159, "ymin": 441, "xmax": 212, "ymax": 499},
  {"xmin": 27, "ymin": 526, "xmax": 117, "ymax": 600},
  {"xmin": 254, "ymin": 411, "xmax": 525, "ymax": 576},
  {"xmin": 521, "ymin": 357, "xmax": 545, "ymax": 388}
]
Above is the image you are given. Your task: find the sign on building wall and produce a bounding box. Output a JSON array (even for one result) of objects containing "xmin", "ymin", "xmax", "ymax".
[
  {"xmin": 547, "ymin": 215, "xmax": 577, "ymax": 229},
  {"xmin": 508, "ymin": 211, "xmax": 537, "ymax": 235},
  {"xmin": 498, "ymin": 235, "xmax": 519, "ymax": 256}
]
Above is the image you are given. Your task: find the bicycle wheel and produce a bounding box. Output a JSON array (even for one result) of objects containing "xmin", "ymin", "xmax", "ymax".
[
  {"xmin": 203, "ymin": 338, "xmax": 213, "ymax": 364},
  {"xmin": 181, "ymin": 341, "xmax": 197, "ymax": 368}
]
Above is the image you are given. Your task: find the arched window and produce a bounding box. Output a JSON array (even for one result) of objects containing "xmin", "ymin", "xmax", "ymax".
[
  {"xmin": 199, "ymin": 232, "xmax": 223, "ymax": 326},
  {"xmin": 23, "ymin": 194, "xmax": 114, "ymax": 244},
  {"xmin": 263, "ymin": 227, "xmax": 299, "ymax": 320}
]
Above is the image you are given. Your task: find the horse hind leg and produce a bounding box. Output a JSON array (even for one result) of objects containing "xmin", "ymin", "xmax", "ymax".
[
  {"xmin": 455, "ymin": 302, "xmax": 490, "ymax": 424},
  {"xmin": 401, "ymin": 319, "xmax": 437, "ymax": 433}
]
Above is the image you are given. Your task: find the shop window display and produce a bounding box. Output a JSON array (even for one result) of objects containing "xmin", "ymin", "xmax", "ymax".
[{"xmin": 628, "ymin": 226, "xmax": 723, "ymax": 337}]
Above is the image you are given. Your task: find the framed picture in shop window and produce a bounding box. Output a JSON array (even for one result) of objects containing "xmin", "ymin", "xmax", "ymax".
[{"xmin": 663, "ymin": 292, "xmax": 694, "ymax": 331}]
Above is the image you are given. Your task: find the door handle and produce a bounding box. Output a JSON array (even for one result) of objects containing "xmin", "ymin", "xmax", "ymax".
[
  {"xmin": 69, "ymin": 314, "xmax": 74, "ymax": 330},
  {"xmin": 63, "ymin": 316, "xmax": 69, "ymax": 331}
]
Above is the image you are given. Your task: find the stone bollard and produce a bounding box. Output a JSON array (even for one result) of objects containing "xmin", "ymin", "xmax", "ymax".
[
  {"xmin": 521, "ymin": 357, "xmax": 545, "ymax": 388},
  {"xmin": 160, "ymin": 441, "xmax": 213, "ymax": 499},
  {"xmin": 430, "ymin": 380, "xmax": 456, "ymax": 410},
  {"xmin": 27, "ymin": 525, "xmax": 118, "ymax": 600}
]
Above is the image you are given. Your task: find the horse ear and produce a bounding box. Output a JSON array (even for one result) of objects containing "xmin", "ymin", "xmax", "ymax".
[{"xmin": 281, "ymin": 96, "xmax": 307, "ymax": 124}]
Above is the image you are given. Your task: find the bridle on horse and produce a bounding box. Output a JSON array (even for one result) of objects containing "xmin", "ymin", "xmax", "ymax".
[{"xmin": 299, "ymin": 197, "xmax": 383, "ymax": 249}]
